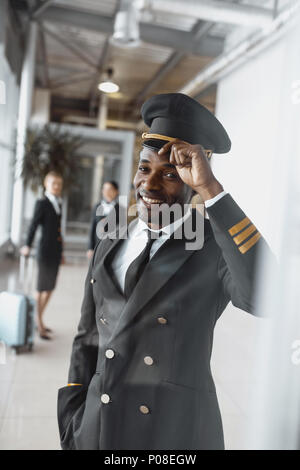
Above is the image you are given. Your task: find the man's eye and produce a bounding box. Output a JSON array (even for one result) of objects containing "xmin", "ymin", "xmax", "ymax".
[
  {"xmin": 138, "ymin": 166, "xmax": 148, "ymax": 171},
  {"xmin": 165, "ymin": 172, "xmax": 177, "ymax": 179}
]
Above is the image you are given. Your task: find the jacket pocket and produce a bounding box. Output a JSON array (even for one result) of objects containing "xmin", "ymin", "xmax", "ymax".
[{"xmin": 162, "ymin": 379, "xmax": 215, "ymax": 394}]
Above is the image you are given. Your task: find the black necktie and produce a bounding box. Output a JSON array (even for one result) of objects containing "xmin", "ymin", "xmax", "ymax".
[{"xmin": 124, "ymin": 229, "xmax": 162, "ymax": 299}]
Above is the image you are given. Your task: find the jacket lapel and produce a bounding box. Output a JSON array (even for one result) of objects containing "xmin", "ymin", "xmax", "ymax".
[
  {"xmin": 44, "ymin": 196, "xmax": 55, "ymax": 214},
  {"xmin": 97, "ymin": 223, "xmax": 129, "ymax": 300},
  {"xmin": 44, "ymin": 196, "xmax": 61, "ymax": 218},
  {"xmin": 109, "ymin": 210, "xmax": 211, "ymax": 342}
]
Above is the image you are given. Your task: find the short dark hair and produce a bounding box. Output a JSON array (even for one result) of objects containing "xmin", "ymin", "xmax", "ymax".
[{"xmin": 105, "ymin": 180, "xmax": 119, "ymax": 191}]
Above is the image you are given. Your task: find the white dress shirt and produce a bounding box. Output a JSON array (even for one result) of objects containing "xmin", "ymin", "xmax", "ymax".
[
  {"xmin": 99, "ymin": 198, "xmax": 117, "ymax": 216},
  {"xmin": 204, "ymin": 190, "xmax": 226, "ymax": 208},
  {"xmin": 111, "ymin": 190, "xmax": 227, "ymax": 292},
  {"xmin": 45, "ymin": 191, "xmax": 63, "ymax": 215}
]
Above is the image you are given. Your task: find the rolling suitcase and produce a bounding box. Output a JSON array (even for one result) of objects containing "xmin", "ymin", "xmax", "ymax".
[{"xmin": 0, "ymin": 255, "xmax": 36, "ymax": 353}]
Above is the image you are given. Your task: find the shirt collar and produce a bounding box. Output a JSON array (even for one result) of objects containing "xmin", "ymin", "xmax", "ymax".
[
  {"xmin": 135, "ymin": 207, "xmax": 191, "ymax": 238},
  {"xmin": 45, "ymin": 191, "xmax": 62, "ymax": 204},
  {"xmin": 102, "ymin": 198, "xmax": 116, "ymax": 206}
]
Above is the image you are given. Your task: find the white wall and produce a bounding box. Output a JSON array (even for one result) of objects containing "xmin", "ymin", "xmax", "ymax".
[
  {"xmin": 213, "ymin": 38, "xmax": 286, "ymax": 254},
  {"xmin": 210, "ymin": 27, "xmax": 291, "ymax": 449}
]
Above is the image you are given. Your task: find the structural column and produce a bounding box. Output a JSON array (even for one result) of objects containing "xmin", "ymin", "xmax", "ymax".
[
  {"xmin": 11, "ymin": 21, "xmax": 37, "ymax": 246},
  {"xmin": 97, "ymin": 92, "xmax": 108, "ymax": 131},
  {"xmin": 90, "ymin": 93, "xmax": 107, "ymax": 206}
]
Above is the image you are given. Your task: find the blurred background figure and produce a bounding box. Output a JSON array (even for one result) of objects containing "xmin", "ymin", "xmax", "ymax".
[
  {"xmin": 87, "ymin": 180, "xmax": 120, "ymax": 260},
  {"xmin": 20, "ymin": 171, "xmax": 64, "ymax": 340}
]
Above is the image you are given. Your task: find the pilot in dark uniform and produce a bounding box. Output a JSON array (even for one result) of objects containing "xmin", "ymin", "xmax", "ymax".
[
  {"xmin": 57, "ymin": 93, "xmax": 271, "ymax": 450},
  {"xmin": 21, "ymin": 171, "xmax": 64, "ymax": 340}
]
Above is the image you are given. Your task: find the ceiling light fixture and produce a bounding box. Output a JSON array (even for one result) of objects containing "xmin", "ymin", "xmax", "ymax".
[{"xmin": 98, "ymin": 68, "xmax": 120, "ymax": 94}]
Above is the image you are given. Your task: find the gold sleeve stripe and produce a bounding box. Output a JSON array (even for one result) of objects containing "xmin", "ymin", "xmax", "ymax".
[
  {"xmin": 228, "ymin": 216, "xmax": 250, "ymax": 236},
  {"xmin": 67, "ymin": 383, "xmax": 82, "ymax": 386},
  {"xmin": 233, "ymin": 223, "xmax": 257, "ymax": 245},
  {"xmin": 238, "ymin": 232, "xmax": 261, "ymax": 254}
]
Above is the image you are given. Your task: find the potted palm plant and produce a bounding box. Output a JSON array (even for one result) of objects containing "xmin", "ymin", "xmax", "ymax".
[{"xmin": 21, "ymin": 124, "xmax": 83, "ymax": 193}]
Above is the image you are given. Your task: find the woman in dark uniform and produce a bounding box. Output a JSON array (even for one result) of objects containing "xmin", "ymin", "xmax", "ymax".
[
  {"xmin": 20, "ymin": 171, "xmax": 64, "ymax": 340},
  {"xmin": 86, "ymin": 181, "xmax": 120, "ymax": 260}
]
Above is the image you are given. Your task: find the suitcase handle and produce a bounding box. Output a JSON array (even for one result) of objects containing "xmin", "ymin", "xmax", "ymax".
[{"xmin": 19, "ymin": 253, "xmax": 35, "ymax": 295}]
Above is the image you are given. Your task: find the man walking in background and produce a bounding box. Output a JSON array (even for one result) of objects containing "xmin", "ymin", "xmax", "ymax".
[
  {"xmin": 87, "ymin": 181, "xmax": 120, "ymax": 260},
  {"xmin": 20, "ymin": 171, "xmax": 64, "ymax": 340}
]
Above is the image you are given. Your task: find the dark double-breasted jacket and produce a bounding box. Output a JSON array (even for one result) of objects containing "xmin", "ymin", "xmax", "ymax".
[{"xmin": 57, "ymin": 194, "xmax": 270, "ymax": 450}]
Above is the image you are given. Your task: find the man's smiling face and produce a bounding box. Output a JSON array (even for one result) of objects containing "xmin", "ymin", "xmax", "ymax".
[{"xmin": 133, "ymin": 146, "xmax": 194, "ymax": 228}]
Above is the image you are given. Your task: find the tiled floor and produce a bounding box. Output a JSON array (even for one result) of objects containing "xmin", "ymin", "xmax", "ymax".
[
  {"xmin": 0, "ymin": 257, "xmax": 262, "ymax": 450},
  {"xmin": 0, "ymin": 258, "xmax": 87, "ymax": 450}
]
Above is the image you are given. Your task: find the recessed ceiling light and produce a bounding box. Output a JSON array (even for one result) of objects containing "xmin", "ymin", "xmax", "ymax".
[
  {"xmin": 98, "ymin": 68, "xmax": 120, "ymax": 94},
  {"xmin": 98, "ymin": 81, "xmax": 120, "ymax": 93}
]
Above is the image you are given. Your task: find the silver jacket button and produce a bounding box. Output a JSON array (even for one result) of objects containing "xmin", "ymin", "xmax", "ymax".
[
  {"xmin": 90, "ymin": 278, "xmax": 96, "ymax": 284},
  {"xmin": 157, "ymin": 316, "xmax": 167, "ymax": 324},
  {"xmin": 105, "ymin": 349, "xmax": 115, "ymax": 359},
  {"xmin": 100, "ymin": 315, "xmax": 108, "ymax": 325},
  {"xmin": 139, "ymin": 405, "xmax": 150, "ymax": 414},
  {"xmin": 144, "ymin": 356, "xmax": 154, "ymax": 366},
  {"xmin": 101, "ymin": 393, "xmax": 110, "ymax": 404}
]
